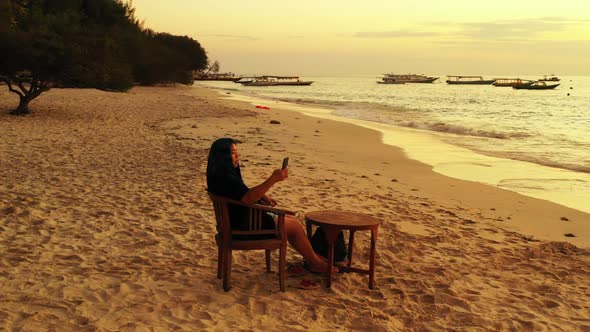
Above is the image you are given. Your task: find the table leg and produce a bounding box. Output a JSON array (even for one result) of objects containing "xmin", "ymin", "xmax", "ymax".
[
  {"xmin": 323, "ymin": 227, "xmax": 340, "ymax": 289},
  {"xmin": 347, "ymin": 230, "xmax": 355, "ymax": 267},
  {"xmin": 327, "ymin": 243, "xmax": 334, "ymax": 288},
  {"xmin": 369, "ymin": 227, "xmax": 378, "ymax": 289}
]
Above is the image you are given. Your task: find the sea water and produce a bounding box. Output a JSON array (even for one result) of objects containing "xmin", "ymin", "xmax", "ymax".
[{"xmin": 194, "ymin": 76, "xmax": 590, "ymax": 213}]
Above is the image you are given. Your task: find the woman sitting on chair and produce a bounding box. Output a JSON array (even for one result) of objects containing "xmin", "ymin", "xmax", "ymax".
[{"xmin": 206, "ymin": 137, "xmax": 330, "ymax": 273}]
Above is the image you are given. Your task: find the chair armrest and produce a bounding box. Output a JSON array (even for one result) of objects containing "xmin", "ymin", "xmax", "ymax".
[
  {"xmin": 250, "ymin": 203, "xmax": 296, "ymax": 216},
  {"xmin": 208, "ymin": 193, "xmax": 295, "ymax": 215}
]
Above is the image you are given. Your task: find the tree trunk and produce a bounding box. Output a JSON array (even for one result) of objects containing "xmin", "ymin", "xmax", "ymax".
[
  {"xmin": 4, "ymin": 76, "xmax": 49, "ymax": 115},
  {"xmin": 10, "ymin": 95, "xmax": 32, "ymax": 115}
]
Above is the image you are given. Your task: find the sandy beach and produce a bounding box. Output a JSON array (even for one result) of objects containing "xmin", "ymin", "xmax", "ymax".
[{"xmin": 1, "ymin": 85, "xmax": 589, "ymax": 331}]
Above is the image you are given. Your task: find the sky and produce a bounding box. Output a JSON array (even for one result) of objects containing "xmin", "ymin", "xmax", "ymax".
[{"xmin": 132, "ymin": 0, "xmax": 590, "ymax": 76}]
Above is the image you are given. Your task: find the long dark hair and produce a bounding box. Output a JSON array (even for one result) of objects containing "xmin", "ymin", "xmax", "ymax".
[{"xmin": 206, "ymin": 138, "xmax": 242, "ymax": 190}]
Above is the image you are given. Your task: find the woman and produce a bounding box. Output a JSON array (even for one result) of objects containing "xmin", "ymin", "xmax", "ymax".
[{"xmin": 206, "ymin": 137, "xmax": 330, "ymax": 273}]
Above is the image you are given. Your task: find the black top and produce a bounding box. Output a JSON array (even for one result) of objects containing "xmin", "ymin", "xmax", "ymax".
[
  {"xmin": 209, "ymin": 172, "xmax": 249, "ymax": 202},
  {"xmin": 208, "ymin": 162, "xmax": 276, "ymax": 235},
  {"xmin": 208, "ymin": 172, "xmax": 251, "ymax": 230}
]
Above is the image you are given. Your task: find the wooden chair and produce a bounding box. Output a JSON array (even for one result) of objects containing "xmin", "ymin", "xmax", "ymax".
[{"xmin": 208, "ymin": 193, "xmax": 295, "ymax": 291}]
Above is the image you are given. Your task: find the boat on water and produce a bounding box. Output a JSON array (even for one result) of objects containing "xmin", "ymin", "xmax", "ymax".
[
  {"xmin": 378, "ymin": 73, "xmax": 438, "ymax": 84},
  {"xmin": 538, "ymin": 75, "xmax": 560, "ymax": 82},
  {"xmin": 513, "ymin": 81, "xmax": 560, "ymax": 90},
  {"xmin": 239, "ymin": 75, "xmax": 313, "ymax": 86},
  {"xmin": 233, "ymin": 77, "xmax": 255, "ymax": 84},
  {"xmin": 446, "ymin": 75, "xmax": 496, "ymax": 85},
  {"xmin": 492, "ymin": 78, "xmax": 534, "ymax": 87},
  {"xmin": 194, "ymin": 72, "xmax": 240, "ymax": 81}
]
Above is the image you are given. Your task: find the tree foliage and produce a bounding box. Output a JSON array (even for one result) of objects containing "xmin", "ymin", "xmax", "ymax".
[
  {"xmin": 0, "ymin": 0, "xmax": 208, "ymax": 115},
  {"xmin": 134, "ymin": 31, "xmax": 207, "ymax": 86},
  {"xmin": 201, "ymin": 60, "xmax": 220, "ymax": 75}
]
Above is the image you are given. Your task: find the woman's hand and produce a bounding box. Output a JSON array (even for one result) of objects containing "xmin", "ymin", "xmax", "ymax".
[
  {"xmin": 241, "ymin": 168, "xmax": 288, "ymax": 205},
  {"xmin": 270, "ymin": 167, "xmax": 288, "ymax": 183}
]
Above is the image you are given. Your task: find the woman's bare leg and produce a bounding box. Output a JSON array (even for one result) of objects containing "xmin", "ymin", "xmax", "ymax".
[{"xmin": 283, "ymin": 216, "xmax": 330, "ymax": 272}]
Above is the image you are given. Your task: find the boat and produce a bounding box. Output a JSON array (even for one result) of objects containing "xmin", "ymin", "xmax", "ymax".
[
  {"xmin": 194, "ymin": 72, "xmax": 240, "ymax": 81},
  {"xmin": 513, "ymin": 81, "xmax": 560, "ymax": 90},
  {"xmin": 492, "ymin": 78, "xmax": 534, "ymax": 87},
  {"xmin": 239, "ymin": 76, "xmax": 313, "ymax": 86},
  {"xmin": 538, "ymin": 75, "xmax": 560, "ymax": 82},
  {"xmin": 233, "ymin": 77, "xmax": 255, "ymax": 84},
  {"xmin": 446, "ymin": 75, "xmax": 496, "ymax": 85},
  {"xmin": 376, "ymin": 79, "xmax": 405, "ymax": 84},
  {"xmin": 378, "ymin": 73, "xmax": 438, "ymax": 84}
]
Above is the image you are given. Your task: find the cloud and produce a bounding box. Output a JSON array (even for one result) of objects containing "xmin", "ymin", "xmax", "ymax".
[
  {"xmin": 353, "ymin": 30, "xmax": 440, "ymax": 38},
  {"xmin": 351, "ymin": 16, "xmax": 589, "ymax": 40},
  {"xmin": 439, "ymin": 17, "xmax": 590, "ymax": 41},
  {"xmin": 537, "ymin": 16, "xmax": 590, "ymax": 24}
]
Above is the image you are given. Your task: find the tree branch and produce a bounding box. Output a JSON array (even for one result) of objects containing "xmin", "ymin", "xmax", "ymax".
[
  {"xmin": 0, "ymin": 75, "xmax": 25, "ymax": 97},
  {"xmin": 16, "ymin": 79, "xmax": 29, "ymax": 95}
]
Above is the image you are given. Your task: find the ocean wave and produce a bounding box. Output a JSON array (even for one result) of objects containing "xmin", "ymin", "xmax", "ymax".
[
  {"xmin": 214, "ymin": 84, "xmax": 590, "ymax": 175},
  {"xmin": 275, "ymin": 97, "xmax": 341, "ymax": 108},
  {"xmin": 284, "ymin": 98, "xmax": 532, "ymax": 140},
  {"xmin": 459, "ymin": 147, "xmax": 590, "ymax": 174},
  {"xmin": 503, "ymin": 156, "xmax": 590, "ymax": 174},
  {"xmin": 255, "ymin": 96, "xmax": 534, "ymax": 141},
  {"xmin": 398, "ymin": 121, "xmax": 531, "ymax": 139}
]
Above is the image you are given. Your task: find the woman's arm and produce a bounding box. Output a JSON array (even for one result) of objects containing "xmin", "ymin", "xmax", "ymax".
[
  {"xmin": 259, "ymin": 194, "xmax": 277, "ymax": 206},
  {"xmin": 241, "ymin": 168, "xmax": 287, "ymax": 205}
]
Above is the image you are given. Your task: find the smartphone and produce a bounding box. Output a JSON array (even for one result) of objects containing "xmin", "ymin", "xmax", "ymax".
[{"xmin": 281, "ymin": 157, "xmax": 289, "ymax": 170}]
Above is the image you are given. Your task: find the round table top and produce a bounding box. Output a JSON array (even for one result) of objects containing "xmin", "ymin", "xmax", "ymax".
[{"xmin": 305, "ymin": 210, "xmax": 380, "ymax": 229}]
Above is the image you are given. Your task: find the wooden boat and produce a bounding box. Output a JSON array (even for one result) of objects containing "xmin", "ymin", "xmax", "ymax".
[
  {"xmin": 446, "ymin": 75, "xmax": 496, "ymax": 85},
  {"xmin": 378, "ymin": 73, "xmax": 438, "ymax": 84},
  {"xmin": 512, "ymin": 81, "xmax": 560, "ymax": 90},
  {"xmin": 492, "ymin": 78, "xmax": 533, "ymax": 87},
  {"xmin": 376, "ymin": 80, "xmax": 405, "ymax": 84},
  {"xmin": 233, "ymin": 77, "xmax": 255, "ymax": 84},
  {"xmin": 239, "ymin": 76, "xmax": 313, "ymax": 86},
  {"xmin": 538, "ymin": 75, "xmax": 560, "ymax": 82},
  {"xmin": 194, "ymin": 73, "xmax": 240, "ymax": 81}
]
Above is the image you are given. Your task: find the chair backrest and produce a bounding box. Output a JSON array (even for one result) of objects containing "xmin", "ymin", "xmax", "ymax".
[{"xmin": 208, "ymin": 193, "xmax": 295, "ymax": 238}]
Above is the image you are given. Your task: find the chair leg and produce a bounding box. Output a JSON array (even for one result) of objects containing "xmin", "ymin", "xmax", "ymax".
[
  {"xmin": 369, "ymin": 228, "xmax": 378, "ymax": 290},
  {"xmin": 279, "ymin": 243, "xmax": 287, "ymax": 292},
  {"xmin": 265, "ymin": 249, "xmax": 271, "ymax": 273},
  {"xmin": 223, "ymin": 248, "xmax": 232, "ymax": 292},
  {"xmin": 217, "ymin": 243, "xmax": 223, "ymax": 279}
]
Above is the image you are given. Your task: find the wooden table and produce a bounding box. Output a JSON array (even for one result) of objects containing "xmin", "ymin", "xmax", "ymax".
[{"xmin": 305, "ymin": 210, "xmax": 380, "ymax": 289}]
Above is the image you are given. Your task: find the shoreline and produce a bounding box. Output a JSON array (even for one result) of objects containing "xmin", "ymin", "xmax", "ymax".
[
  {"xmin": 171, "ymin": 87, "xmax": 590, "ymax": 249},
  {"xmin": 2, "ymin": 86, "xmax": 589, "ymax": 330},
  {"xmin": 181, "ymin": 86, "xmax": 590, "ymax": 248},
  {"xmin": 198, "ymin": 83, "xmax": 590, "ymax": 215}
]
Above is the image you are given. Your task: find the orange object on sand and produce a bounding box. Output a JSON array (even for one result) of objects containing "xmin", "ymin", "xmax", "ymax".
[
  {"xmin": 297, "ymin": 279, "xmax": 320, "ymax": 290},
  {"xmin": 255, "ymin": 105, "xmax": 270, "ymax": 110},
  {"xmin": 286, "ymin": 264, "xmax": 308, "ymax": 277}
]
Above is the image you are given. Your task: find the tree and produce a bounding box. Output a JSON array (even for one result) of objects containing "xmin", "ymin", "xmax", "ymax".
[
  {"xmin": 0, "ymin": 0, "xmax": 142, "ymax": 114},
  {"xmin": 133, "ymin": 31, "xmax": 207, "ymax": 86},
  {"xmin": 208, "ymin": 60, "xmax": 220, "ymax": 74},
  {"xmin": 198, "ymin": 60, "xmax": 220, "ymax": 77},
  {"xmin": 1, "ymin": 0, "xmax": 209, "ymax": 115}
]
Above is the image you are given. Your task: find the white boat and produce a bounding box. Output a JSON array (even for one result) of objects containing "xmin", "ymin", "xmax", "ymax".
[
  {"xmin": 538, "ymin": 75, "xmax": 560, "ymax": 82},
  {"xmin": 378, "ymin": 73, "xmax": 438, "ymax": 84},
  {"xmin": 239, "ymin": 76, "xmax": 313, "ymax": 86}
]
